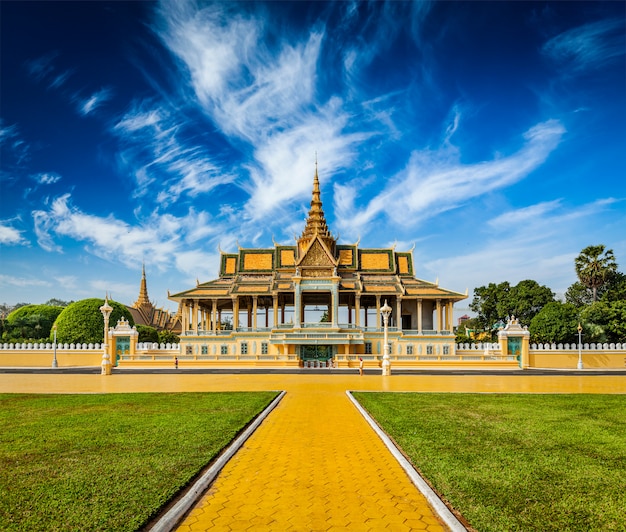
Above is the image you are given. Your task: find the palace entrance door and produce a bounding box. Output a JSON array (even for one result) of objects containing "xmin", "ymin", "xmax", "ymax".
[{"xmin": 300, "ymin": 345, "xmax": 332, "ymax": 363}]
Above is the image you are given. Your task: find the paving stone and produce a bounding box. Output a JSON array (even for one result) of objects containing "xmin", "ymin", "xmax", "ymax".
[{"xmin": 176, "ymin": 384, "xmax": 449, "ymax": 531}]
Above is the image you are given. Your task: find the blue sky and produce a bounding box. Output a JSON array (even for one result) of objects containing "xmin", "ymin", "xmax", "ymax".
[{"xmin": 1, "ymin": 1, "xmax": 625, "ymax": 317}]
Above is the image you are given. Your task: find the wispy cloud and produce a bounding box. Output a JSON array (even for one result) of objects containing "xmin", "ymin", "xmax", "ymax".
[
  {"xmin": 0, "ymin": 121, "xmax": 30, "ymax": 168},
  {"xmin": 543, "ymin": 18, "xmax": 625, "ymax": 73},
  {"xmin": 25, "ymin": 52, "xmax": 58, "ymax": 82},
  {"xmin": 79, "ymin": 88, "xmax": 112, "ymax": 116},
  {"xmin": 32, "ymin": 172, "xmax": 62, "ymax": 185},
  {"xmin": 31, "ymin": 193, "xmax": 223, "ymax": 279},
  {"xmin": 154, "ymin": 1, "xmax": 369, "ymax": 223},
  {"xmin": 113, "ymin": 101, "xmax": 233, "ymax": 204},
  {"xmin": 335, "ymin": 118, "xmax": 566, "ymax": 238},
  {"xmin": 0, "ymin": 273, "xmax": 50, "ymax": 289},
  {"xmin": 426, "ymin": 197, "xmax": 623, "ymax": 297},
  {"xmin": 0, "ymin": 222, "xmax": 28, "ymax": 246}
]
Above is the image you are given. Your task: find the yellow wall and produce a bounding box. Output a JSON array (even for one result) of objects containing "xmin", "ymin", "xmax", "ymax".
[
  {"xmin": 0, "ymin": 349, "xmax": 103, "ymax": 367},
  {"xmin": 529, "ymin": 350, "xmax": 625, "ymax": 369}
]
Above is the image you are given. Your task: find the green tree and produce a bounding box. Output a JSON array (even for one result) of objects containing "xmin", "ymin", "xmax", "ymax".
[
  {"xmin": 565, "ymin": 281, "xmax": 594, "ymax": 307},
  {"xmin": 601, "ymin": 271, "xmax": 626, "ymax": 303},
  {"xmin": 580, "ymin": 301, "xmax": 626, "ymax": 343},
  {"xmin": 53, "ymin": 299, "xmax": 134, "ymax": 344},
  {"xmin": 158, "ymin": 329, "xmax": 180, "ymax": 344},
  {"xmin": 529, "ymin": 302, "xmax": 579, "ymax": 344},
  {"xmin": 136, "ymin": 325, "xmax": 159, "ymax": 343},
  {"xmin": 510, "ymin": 280, "xmax": 555, "ymax": 325},
  {"xmin": 4, "ymin": 305, "xmax": 64, "ymax": 342},
  {"xmin": 470, "ymin": 282, "xmax": 511, "ymax": 332},
  {"xmin": 455, "ymin": 317, "xmax": 481, "ymax": 344},
  {"xmin": 44, "ymin": 298, "xmax": 72, "ymax": 307},
  {"xmin": 470, "ymin": 280, "xmax": 554, "ymax": 336},
  {"xmin": 574, "ymin": 245, "xmax": 617, "ymax": 302}
]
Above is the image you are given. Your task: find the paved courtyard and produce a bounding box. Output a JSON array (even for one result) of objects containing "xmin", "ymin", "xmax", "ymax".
[{"xmin": 2, "ymin": 370, "xmax": 624, "ymax": 531}]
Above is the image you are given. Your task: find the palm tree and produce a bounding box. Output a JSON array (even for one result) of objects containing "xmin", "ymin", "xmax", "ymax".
[{"xmin": 574, "ymin": 245, "xmax": 618, "ymax": 302}]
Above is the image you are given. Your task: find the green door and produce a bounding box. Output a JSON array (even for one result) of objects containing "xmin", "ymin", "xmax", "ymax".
[
  {"xmin": 508, "ymin": 337, "xmax": 522, "ymax": 367},
  {"xmin": 115, "ymin": 336, "xmax": 130, "ymax": 366}
]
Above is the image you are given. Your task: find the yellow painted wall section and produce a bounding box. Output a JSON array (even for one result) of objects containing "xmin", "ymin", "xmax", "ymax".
[
  {"xmin": 0, "ymin": 350, "xmax": 103, "ymax": 367},
  {"xmin": 529, "ymin": 350, "xmax": 626, "ymax": 369}
]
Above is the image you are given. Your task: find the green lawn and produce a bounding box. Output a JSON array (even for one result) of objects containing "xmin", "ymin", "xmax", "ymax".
[
  {"xmin": 0, "ymin": 392, "xmax": 278, "ymax": 531},
  {"xmin": 353, "ymin": 393, "xmax": 626, "ymax": 532}
]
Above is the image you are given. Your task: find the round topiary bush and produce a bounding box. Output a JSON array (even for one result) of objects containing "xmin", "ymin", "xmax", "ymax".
[
  {"xmin": 53, "ymin": 299, "xmax": 134, "ymax": 344},
  {"xmin": 4, "ymin": 304, "xmax": 64, "ymax": 342}
]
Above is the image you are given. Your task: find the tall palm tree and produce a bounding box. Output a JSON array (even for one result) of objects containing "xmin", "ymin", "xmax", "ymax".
[{"xmin": 574, "ymin": 245, "xmax": 618, "ymax": 302}]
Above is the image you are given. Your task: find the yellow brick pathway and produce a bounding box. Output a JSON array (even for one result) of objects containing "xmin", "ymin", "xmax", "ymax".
[{"xmin": 177, "ymin": 387, "xmax": 448, "ymax": 532}]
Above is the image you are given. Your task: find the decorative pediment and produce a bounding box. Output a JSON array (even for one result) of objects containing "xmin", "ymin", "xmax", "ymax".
[{"xmin": 297, "ymin": 237, "xmax": 337, "ymax": 269}]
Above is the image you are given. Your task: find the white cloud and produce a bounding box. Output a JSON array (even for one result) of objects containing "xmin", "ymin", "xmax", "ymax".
[
  {"xmin": 155, "ymin": 2, "xmax": 370, "ymax": 224},
  {"xmin": 0, "ymin": 274, "xmax": 50, "ymax": 289},
  {"xmin": 113, "ymin": 102, "xmax": 233, "ymax": 203},
  {"xmin": 426, "ymin": 197, "xmax": 623, "ymax": 300},
  {"xmin": 33, "ymin": 172, "xmax": 62, "ymax": 185},
  {"xmin": 30, "ymin": 194, "xmax": 231, "ymax": 283},
  {"xmin": 487, "ymin": 200, "xmax": 563, "ymax": 229},
  {"xmin": 543, "ymin": 18, "xmax": 625, "ymax": 73},
  {"xmin": 79, "ymin": 88, "xmax": 112, "ymax": 116},
  {"xmin": 335, "ymin": 119, "xmax": 566, "ymax": 238},
  {"xmin": 0, "ymin": 222, "xmax": 28, "ymax": 246}
]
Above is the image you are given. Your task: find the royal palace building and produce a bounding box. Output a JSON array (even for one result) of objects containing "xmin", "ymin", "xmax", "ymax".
[{"xmin": 168, "ymin": 168, "xmax": 467, "ymax": 368}]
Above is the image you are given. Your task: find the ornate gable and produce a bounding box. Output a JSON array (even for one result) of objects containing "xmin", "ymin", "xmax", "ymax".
[{"xmin": 299, "ymin": 238, "xmax": 335, "ymax": 268}]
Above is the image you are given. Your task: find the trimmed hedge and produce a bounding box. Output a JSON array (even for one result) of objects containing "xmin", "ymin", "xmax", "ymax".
[
  {"xmin": 53, "ymin": 299, "xmax": 134, "ymax": 344},
  {"xmin": 4, "ymin": 305, "xmax": 64, "ymax": 342}
]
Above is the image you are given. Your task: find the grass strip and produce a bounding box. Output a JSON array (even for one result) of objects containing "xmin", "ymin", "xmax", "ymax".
[
  {"xmin": 352, "ymin": 392, "xmax": 626, "ymax": 532},
  {"xmin": 0, "ymin": 391, "xmax": 278, "ymax": 531}
]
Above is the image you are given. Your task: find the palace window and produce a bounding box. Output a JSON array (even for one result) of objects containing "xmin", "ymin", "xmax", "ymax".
[
  {"xmin": 407, "ymin": 344, "xmax": 414, "ymax": 355},
  {"xmin": 261, "ymin": 342, "xmax": 268, "ymax": 355},
  {"xmin": 443, "ymin": 345, "xmax": 450, "ymax": 355},
  {"xmin": 241, "ymin": 342, "xmax": 248, "ymax": 355},
  {"xmin": 185, "ymin": 345, "xmax": 192, "ymax": 355},
  {"xmin": 365, "ymin": 342, "xmax": 372, "ymax": 354},
  {"xmin": 201, "ymin": 345, "xmax": 208, "ymax": 355},
  {"xmin": 220, "ymin": 345, "xmax": 228, "ymax": 355},
  {"xmin": 426, "ymin": 345, "xmax": 434, "ymax": 355}
]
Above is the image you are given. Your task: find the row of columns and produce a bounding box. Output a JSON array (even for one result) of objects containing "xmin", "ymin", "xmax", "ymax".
[{"xmin": 179, "ymin": 295, "xmax": 455, "ymax": 333}]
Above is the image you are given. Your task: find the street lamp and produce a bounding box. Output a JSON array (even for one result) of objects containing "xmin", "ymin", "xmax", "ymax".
[
  {"xmin": 577, "ymin": 323, "xmax": 583, "ymax": 370},
  {"xmin": 381, "ymin": 299, "xmax": 392, "ymax": 376},
  {"xmin": 52, "ymin": 324, "xmax": 58, "ymax": 368},
  {"xmin": 100, "ymin": 296, "xmax": 113, "ymax": 376}
]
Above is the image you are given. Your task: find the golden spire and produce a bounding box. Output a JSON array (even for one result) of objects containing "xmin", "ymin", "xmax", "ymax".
[
  {"xmin": 298, "ymin": 161, "xmax": 336, "ymax": 256},
  {"xmin": 133, "ymin": 262, "xmax": 151, "ymax": 309}
]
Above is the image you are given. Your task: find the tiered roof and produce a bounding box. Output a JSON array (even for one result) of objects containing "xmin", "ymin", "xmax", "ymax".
[{"xmin": 169, "ymin": 166, "xmax": 466, "ymax": 302}]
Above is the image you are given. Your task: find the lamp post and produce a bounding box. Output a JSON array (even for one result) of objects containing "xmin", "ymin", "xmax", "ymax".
[
  {"xmin": 381, "ymin": 299, "xmax": 392, "ymax": 376},
  {"xmin": 577, "ymin": 323, "xmax": 583, "ymax": 370},
  {"xmin": 51, "ymin": 324, "xmax": 58, "ymax": 368},
  {"xmin": 100, "ymin": 297, "xmax": 113, "ymax": 376}
]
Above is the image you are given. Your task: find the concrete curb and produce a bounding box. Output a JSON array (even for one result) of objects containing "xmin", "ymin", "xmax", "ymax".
[
  {"xmin": 149, "ymin": 390, "xmax": 286, "ymax": 532},
  {"xmin": 347, "ymin": 391, "xmax": 467, "ymax": 532}
]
